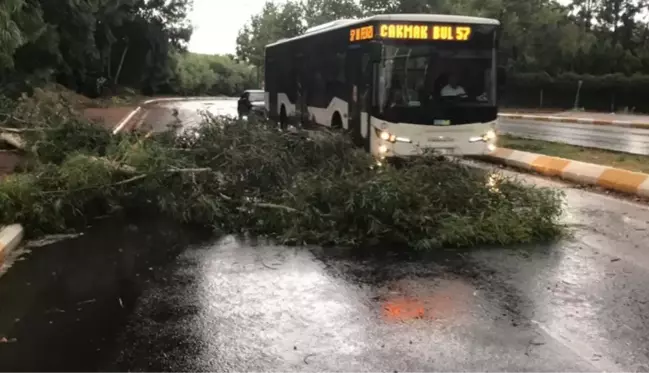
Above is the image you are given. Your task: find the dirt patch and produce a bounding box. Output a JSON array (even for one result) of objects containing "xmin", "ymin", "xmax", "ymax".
[{"xmin": 0, "ymin": 152, "xmax": 21, "ymax": 178}]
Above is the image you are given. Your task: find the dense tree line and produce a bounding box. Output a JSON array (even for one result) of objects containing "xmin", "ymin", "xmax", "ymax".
[
  {"xmin": 173, "ymin": 53, "xmax": 256, "ymax": 96},
  {"xmin": 236, "ymin": 0, "xmax": 649, "ymax": 111},
  {"xmin": 0, "ymin": 0, "xmax": 256, "ymax": 98}
]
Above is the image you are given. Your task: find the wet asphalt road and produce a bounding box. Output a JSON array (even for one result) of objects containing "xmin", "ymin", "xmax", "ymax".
[
  {"xmin": 1, "ymin": 100, "xmax": 649, "ymax": 372},
  {"xmin": 146, "ymin": 99, "xmax": 649, "ymax": 156},
  {"xmin": 137, "ymin": 98, "xmax": 239, "ymax": 133},
  {"xmin": 499, "ymin": 118, "xmax": 649, "ymax": 155}
]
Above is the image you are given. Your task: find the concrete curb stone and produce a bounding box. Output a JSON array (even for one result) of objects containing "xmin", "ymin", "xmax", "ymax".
[
  {"xmin": 487, "ymin": 147, "xmax": 649, "ymax": 198},
  {"xmin": 0, "ymin": 224, "xmax": 24, "ymax": 266}
]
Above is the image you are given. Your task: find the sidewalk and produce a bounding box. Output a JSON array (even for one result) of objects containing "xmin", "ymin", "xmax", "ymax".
[{"xmin": 499, "ymin": 109, "xmax": 649, "ymax": 128}]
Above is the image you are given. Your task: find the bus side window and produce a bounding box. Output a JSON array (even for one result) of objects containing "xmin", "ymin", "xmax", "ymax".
[{"xmin": 372, "ymin": 63, "xmax": 378, "ymax": 109}]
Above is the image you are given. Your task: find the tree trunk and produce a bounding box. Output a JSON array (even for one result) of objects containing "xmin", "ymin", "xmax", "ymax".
[
  {"xmin": 107, "ymin": 44, "xmax": 113, "ymax": 79},
  {"xmin": 114, "ymin": 43, "xmax": 129, "ymax": 85}
]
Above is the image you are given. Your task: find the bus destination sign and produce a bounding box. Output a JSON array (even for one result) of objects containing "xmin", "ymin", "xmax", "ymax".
[{"xmin": 349, "ymin": 24, "xmax": 472, "ymax": 42}]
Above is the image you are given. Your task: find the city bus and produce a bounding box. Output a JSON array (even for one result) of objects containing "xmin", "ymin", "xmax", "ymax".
[{"xmin": 264, "ymin": 14, "xmax": 503, "ymax": 158}]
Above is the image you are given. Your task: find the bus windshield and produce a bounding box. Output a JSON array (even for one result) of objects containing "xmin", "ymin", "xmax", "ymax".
[{"xmin": 374, "ymin": 44, "xmax": 496, "ymax": 125}]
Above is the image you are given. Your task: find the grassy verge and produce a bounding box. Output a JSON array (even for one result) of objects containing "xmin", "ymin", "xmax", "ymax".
[{"xmin": 498, "ymin": 135, "xmax": 649, "ymax": 174}]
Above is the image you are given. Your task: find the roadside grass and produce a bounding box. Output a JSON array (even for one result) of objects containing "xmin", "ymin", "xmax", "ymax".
[{"xmin": 498, "ymin": 134, "xmax": 649, "ymax": 174}]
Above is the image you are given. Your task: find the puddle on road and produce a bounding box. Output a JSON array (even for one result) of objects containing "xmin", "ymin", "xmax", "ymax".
[{"xmin": 379, "ymin": 277, "xmax": 475, "ymax": 323}]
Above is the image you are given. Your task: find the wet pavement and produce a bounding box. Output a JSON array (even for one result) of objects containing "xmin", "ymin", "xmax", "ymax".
[
  {"xmin": 1, "ymin": 100, "xmax": 649, "ymax": 372},
  {"xmin": 145, "ymin": 99, "xmax": 649, "ymax": 156},
  {"xmin": 138, "ymin": 98, "xmax": 239, "ymax": 133},
  {"xmin": 499, "ymin": 118, "xmax": 649, "ymax": 155}
]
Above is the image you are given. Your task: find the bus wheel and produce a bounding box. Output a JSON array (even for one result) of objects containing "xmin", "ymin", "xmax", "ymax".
[
  {"xmin": 331, "ymin": 112, "xmax": 342, "ymax": 129},
  {"xmin": 280, "ymin": 106, "xmax": 288, "ymax": 130}
]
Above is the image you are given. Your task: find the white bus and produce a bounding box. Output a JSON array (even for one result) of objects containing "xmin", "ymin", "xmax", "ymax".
[{"xmin": 264, "ymin": 14, "xmax": 504, "ymax": 158}]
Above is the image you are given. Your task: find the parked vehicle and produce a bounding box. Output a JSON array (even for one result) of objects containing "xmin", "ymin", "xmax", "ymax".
[{"xmin": 237, "ymin": 89, "xmax": 267, "ymax": 119}]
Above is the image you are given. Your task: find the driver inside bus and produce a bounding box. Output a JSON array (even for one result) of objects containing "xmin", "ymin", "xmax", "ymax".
[{"xmin": 440, "ymin": 72, "xmax": 468, "ymax": 98}]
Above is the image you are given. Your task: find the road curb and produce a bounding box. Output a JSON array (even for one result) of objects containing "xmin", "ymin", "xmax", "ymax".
[
  {"xmin": 0, "ymin": 224, "xmax": 24, "ymax": 266},
  {"xmin": 498, "ymin": 113, "xmax": 649, "ymax": 129},
  {"xmin": 112, "ymin": 96, "xmax": 220, "ymax": 134},
  {"xmin": 486, "ymin": 147, "xmax": 649, "ymax": 198}
]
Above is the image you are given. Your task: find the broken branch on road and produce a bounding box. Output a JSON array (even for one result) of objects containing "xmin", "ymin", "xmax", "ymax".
[{"xmin": 0, "ymin": 96, "xmax": 566, "ymax": 250}]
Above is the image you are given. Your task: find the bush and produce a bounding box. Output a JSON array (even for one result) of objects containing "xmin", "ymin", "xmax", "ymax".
[{"xmin": 0, "ymin": 105, "xmax": 566, "ymax": 249}]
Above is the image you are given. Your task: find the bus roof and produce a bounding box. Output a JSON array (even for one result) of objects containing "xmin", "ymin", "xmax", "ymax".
[{"xmin": 266, "ymin": 14, "xmax": 500, "ymax": 48}]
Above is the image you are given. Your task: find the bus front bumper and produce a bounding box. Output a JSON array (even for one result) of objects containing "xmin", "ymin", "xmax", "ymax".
[{"xmin": 371, "ymin": 121, "xmax": 498, "ymax": 158}]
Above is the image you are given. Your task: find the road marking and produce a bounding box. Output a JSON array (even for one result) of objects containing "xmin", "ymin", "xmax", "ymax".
[
  {"xmin": 133, "ymin": 110, "xmax": 150, "ymax": 131},
  {"xmin": 113, "ymin": 107, "xmax": 141, "ymax": 134}
]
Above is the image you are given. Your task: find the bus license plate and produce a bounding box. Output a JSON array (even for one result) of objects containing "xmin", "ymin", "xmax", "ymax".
[{"xmin": 437, "ymin": 148, "xmax": 454, "ymax": 155}]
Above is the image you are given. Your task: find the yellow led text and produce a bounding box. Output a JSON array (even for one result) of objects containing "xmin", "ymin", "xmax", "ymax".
[
  {"xmin": 379, "ymin": 24, "xmax": 429, "ymax": 40},
  {"xmin": 377, "ymin": 24, "xmax": 473, "ymax": 41},
  {"xmin": 349, "ymin": 25, "xmax": 375, "ymax": 42},
  {"xmin": 432, "ymin": 25, "xmax": 472, "ymax": 41}
]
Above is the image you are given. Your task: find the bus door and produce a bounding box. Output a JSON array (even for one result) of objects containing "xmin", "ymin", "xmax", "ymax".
[
  {"xmin": 294, "ymin": 53, "xmax": 308, "ymax": 127},
  {"xmin": 346, "ymin": 44, "xmax": 370, "ymax": 150}
]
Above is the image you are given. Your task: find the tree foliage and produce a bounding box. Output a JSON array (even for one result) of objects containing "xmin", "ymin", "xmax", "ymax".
[
  {"xmin": 236, "ymin": 1, "xmax": 306, "ymax": 69},
  {"xmin": 237, "ymin": 0, "xmax": 649, "ymax": 79},
  {"xmin": 173, "ymin": 53, "xmax": 256, "ymax": 96},
  {"xmin": 0, "ymin": 97, "xmax": 565, "ymax": 248},
  {"xmin": 0, "ymin": 0, "xmax": 195, "ymax": 97}
]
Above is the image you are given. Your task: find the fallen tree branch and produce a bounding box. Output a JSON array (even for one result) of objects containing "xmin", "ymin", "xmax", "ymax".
[
  {"xmin": 0, "ymin": 133, "xmax": 26, "ymax": 150},
  {"xmin": 163, "ymin": 167, "xmax": 212, "ymax": 173},
  {"xmin": 254, "ymin": 202, "xmax": 301, "ymax": 214},
  {"xmin": 0, "ymin": 112, "xmax": 565, "ymax": 250},
  {"xmin": 41, "ymin": 174, "xmax": 150, "ymax": 195},
  {"xmin": 0, "ymin": 126, "xmax": 57, "ymax": 133},
  {"xmin": 0, "ymin": 113, "xmax": 49, "ymax": 127}
]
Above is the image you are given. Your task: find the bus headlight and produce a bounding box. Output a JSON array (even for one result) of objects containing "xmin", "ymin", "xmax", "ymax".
[
  {"xmin": 378, "ymin": 145, "xmax": 388, "ymax": 154},
  {"xmin": 374, "ymin": 127, "xmax": 411, "ymax": 143},
  {"xmin": 469, "ymin": 129, "xmax": 498, "ymax": 143}
]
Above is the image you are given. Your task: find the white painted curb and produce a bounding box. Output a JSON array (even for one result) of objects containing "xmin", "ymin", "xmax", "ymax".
[
  {"xmin": 0, "ymin": 224, "xmax": 24, "ymax": 264},
  {"xmin": 498, "ymin": 113, "xmax": 649, "ymax": 127}
]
